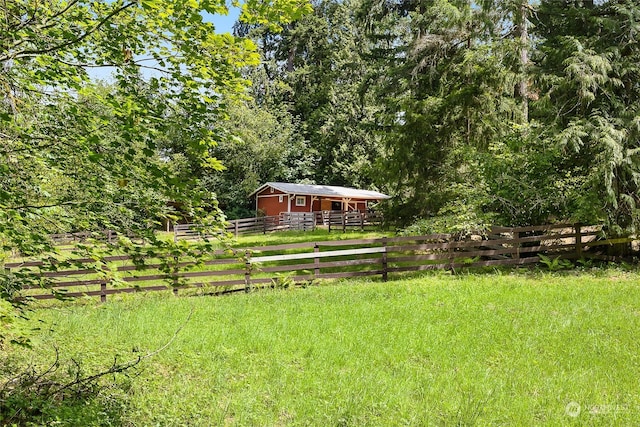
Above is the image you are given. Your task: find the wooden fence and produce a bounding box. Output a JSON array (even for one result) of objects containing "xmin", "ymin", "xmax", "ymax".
[
  {"xmin": 327, "ymin": 211, "xmax": 383, "ymax": 232},
  {"xmin": 280, "ymin": 212, "xmax": 316, "ymax": 231},
  {"xmin": 174, "ymin": 216, "xmax": 286, "ymax": 241},
  {"xmin": 7, "ymin": 223, "xmax": 637, "ymax": 303},
  {"xmin": 175, "ymin": 211, "xmax": 384, "ymax": 240},
  {"xmin": 50, "ymin": 230, "xmax": 118, "ymax": 246}
]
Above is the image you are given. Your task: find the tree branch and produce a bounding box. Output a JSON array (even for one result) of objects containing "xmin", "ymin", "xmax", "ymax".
[
  {"xmin": 55, "ymin": 58, "xmax": 172, "ymax": 76},
  {"xmin": 1, "ymin": 1, "xmax": 137, "ymax": 62},
  {"xmin": 7, "ymin": 201, "xmax": 84, "ymax": 211},
  {"xmin": 45, "ymin": 0, "xmax": 81, "ymax": 25},
  {"xmin": 50, "ymin": 305, "xmax": 194, "ymax": 397}
]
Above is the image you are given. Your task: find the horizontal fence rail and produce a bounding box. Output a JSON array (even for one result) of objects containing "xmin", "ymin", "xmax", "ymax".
[
  {"xmin": 7, "ymin": 224, "xmax": 638, "ymax": 302},
  {"xmin": 327, "ymin": 211, "xmax": 383, "ymax": 232},
  {"xmin": 49, "ymin": 230, "xmax": 119, "ymax": 249},
  {"xmin": 47, "ymin": 230, "xmax": 148, "ymax": 251},
  {"xmin": 175, "ymin": 211, "xmax": 384, "ymax": 240},
  {"xmin": 280, "ymin": 212, "xmax": 315, "ymax": 231},
  {"xmin": 174, "ymin": 216, "xmax": 287, "ymax": 241}
]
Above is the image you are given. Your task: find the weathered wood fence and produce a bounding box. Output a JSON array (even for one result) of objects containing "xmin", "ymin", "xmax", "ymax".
[
  {"xmin": 174, "ymin": 216, "xmax": 287, "ymax": 241},
  {"xmin": 326, "ymin": 211, "xmax": 383, "ymax": 232},
  {"xmin": 174, "ymin": 211, "xmax": 384, "ymax": 240},
  {"xmin": 48, "ymin": 229, "xmax": 149, "ymax": 248},
  {"xmin": 50, "ymin": 230, "xmax": 118, "ymax": 247},
  {"xmin": 7, "ymin": 224, "xmax": 636, "ymax": 302}
]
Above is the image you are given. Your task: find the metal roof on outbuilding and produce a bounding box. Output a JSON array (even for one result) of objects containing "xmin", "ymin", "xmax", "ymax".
[{"xmin": 251, "ymin": 182, "xmax": 390, "ymax": 200}]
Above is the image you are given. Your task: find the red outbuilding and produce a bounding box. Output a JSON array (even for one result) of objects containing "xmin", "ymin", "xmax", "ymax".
[{"xmin": 250, "ymin": 182, "xmax": 390, "ymax": 217}]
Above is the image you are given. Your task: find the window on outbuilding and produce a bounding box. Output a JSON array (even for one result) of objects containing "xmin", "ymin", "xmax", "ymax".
[
  {"xmin": 295, "ymin": 196, "xmax": 306, "ymax": 206},
  {"xmin": 279, "ymin": 195, "xmax": 283, "ymax": 203}
]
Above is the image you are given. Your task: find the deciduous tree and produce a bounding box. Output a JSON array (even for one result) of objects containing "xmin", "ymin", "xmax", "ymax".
[{"xmin": 0, "ymin": 0, "xmax": 310, "ymax": 340}]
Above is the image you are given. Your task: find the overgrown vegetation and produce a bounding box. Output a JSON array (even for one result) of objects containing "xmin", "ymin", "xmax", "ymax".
[
  {"xmin": 4, "ymin": 271, "xmax": 640, "ymax": 425},
  {"xmin": 0, "ymin": 350, "xmax": 136, "ymax": 426}
]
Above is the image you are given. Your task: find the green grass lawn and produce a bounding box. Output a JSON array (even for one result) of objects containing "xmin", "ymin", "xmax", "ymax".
[{"xmin": 4, "ymin": 270, "xmax": 640, "ymax": 426}]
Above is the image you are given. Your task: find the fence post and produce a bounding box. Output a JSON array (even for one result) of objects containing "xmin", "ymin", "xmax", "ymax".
[
  {"xmin": 342, "ymin": 212, "xmax": 346, "ymax": 233},
  {"xmin": 172, "ymin": 255, "xmax": 179, "ymax": 296},
  {"xmin": 328, "ymin": 213, "xmax": 332, "ymax": 233},
  {"xmin": 448, "ymin": 238, "xmax": 455, "ymax": 273},
  {"xmin": 314, "ymin": 244, "xmax": 320, "ymax": 278},
  {"xmin": 100, "ymin": 282, "xmax": 107, "ymax": 303},
  {"xmin": 360, "ymin": 213, "xmax": 364, "ymax": 231},
  {"xmin": 514, "ymin": 229, "xmax": 521, "ymax": 260},
  {"xmin": 575, "ymin": 223, "xmax": 582, "ymax": 259},
  {"xmin": 244, "ymin": 250, "xmax": 252, "ymax": 293},
  {"xmin": 381, "ymin": 237, "xmax": 388, "ymax": 282},
  {"xmin": 235, "ymin": 220, "xmax": 239, "ymax": 238},
  {"xmin": 174, "ymin": 226, "xmax": 178, "ymax": 243},
  {"xmin": 263, "ymin": 217, "xmax": 267, "ymax": 234}
]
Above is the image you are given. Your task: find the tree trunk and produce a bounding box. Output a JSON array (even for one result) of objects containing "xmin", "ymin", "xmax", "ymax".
[{"xmin": 516, "ymin": 1, "xmax": 529, "ymax": 123}]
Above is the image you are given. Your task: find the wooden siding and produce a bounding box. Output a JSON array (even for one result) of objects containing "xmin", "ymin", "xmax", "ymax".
[
  {"xmin": 255, "ymin": 184, "xmax": 378, "ymax": 216},
  {"xmin": 256, "ymin": 188, "xmax": 288, "ymax": 216}
]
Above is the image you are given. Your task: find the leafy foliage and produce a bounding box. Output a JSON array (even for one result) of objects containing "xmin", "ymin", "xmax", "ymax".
[
  {"xmin": 538, "ymin": 254, "xmax": 574, "ymax": 272},
  {"xmin": 1, "ymin": 0, "xmax": 259, "ymax": 247},
  {"xmin": 0, "ymin": 0, "xmax": 311, "ymax": 339},
  {"xmin": 203, "ymin": 101, "xmax": 314, "ymax": 218}
]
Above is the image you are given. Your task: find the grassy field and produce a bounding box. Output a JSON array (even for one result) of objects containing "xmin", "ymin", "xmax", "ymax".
[{"xmin": 3, "ymin": 269, "xmax": 640, "ymax": 426}]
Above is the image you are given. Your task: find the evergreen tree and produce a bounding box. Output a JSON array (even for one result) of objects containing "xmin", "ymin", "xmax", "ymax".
[
  {"xmin": 532, "ymin": 0, "xmax": 640, "ymax": 233},
  {"xmin": 361, "ymin": 0, "xmax": 525, "ymax": 225},
  {"xmin": 242, "ymin": 0, "xmax": 385, "ymax": 188}
]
